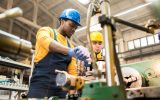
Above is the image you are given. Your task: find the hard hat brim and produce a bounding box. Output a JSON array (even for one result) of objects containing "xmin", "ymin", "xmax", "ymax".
[{"xmin": 59, "ymin": 18, "xmax": 81, "ymax": 26}]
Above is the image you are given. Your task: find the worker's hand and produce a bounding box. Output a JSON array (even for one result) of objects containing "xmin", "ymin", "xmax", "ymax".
[{"xmin": 68, "ymin": 46, "xmax": 90, "ymax": 62}]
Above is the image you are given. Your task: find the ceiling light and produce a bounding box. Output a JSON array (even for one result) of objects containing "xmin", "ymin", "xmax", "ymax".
[{"xmin": 114, "ymin": 2, "xmax": 152, "ymax": 17}]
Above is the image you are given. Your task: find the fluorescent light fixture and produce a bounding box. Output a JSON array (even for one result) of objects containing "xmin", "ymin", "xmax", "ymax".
[
  {"xmin": 76, "ymin": 2, "xmax": 152, "ymax": 32},
  {"xmin": 78, "ymin": 0, "xmax": 90, "ymax": 5},
  {"xmin": 114, "ymin": 2, "xmax": 152, "ymax": 17}
]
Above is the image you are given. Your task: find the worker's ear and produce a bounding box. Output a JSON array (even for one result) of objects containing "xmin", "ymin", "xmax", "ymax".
[{"xmin": 60, "ymin": 19, "xmax": 65, "ymax": 25}]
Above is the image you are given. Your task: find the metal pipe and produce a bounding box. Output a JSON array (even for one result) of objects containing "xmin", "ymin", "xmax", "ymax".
[
  {"xmin": 114, "ymin": 17, "xmax": 154, "ymax": 33},
  {"xmin": 99, "ymin": 0, "xmax": 115, "ymax": 86},
  {"xmin": 0, "ymin": 7, "xmax": 22, "ymax": 20},
  {"xmin": 99, "ymin": 0, "xmax": 126, "ymax": 99},
  {"xmin": 0, "ymin": 7, "xmax": 41, "ymax": 29},
  {"xmin": 86, "ymin": 0, "xmax": 100, "ymax": 78},
  {"xmin": 0, "ymin": 30, "xmax": 33, "ymax": 60}
]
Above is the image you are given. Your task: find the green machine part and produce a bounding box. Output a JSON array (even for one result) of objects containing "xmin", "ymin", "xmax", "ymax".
[
  {"xmin": 121, "ymin": 59, "xmax": 160, "ymax": 87},
  {"xmin": 80, "ymin": 81, "xmax": 126, "ymax": 100},
  {"xmin": 80, "ymin": 59, "xmax": 160, "ymax": 100}
]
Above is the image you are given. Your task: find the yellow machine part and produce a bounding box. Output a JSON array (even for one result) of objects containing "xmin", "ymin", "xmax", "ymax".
[{"xmin": 75, "ymin": 76, "xmax": 85, "ymax": 90}]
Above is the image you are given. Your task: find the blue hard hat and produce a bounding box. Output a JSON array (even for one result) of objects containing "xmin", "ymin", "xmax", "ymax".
[{"xmin": 59, "ymin": 8, "xmax": 81, "ymax": 26}]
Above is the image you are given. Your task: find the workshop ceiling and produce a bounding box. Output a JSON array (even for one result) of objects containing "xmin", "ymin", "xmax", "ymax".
[{"xmin": 0, "ymin": 0, "xmax": 155, "ymax": 46}]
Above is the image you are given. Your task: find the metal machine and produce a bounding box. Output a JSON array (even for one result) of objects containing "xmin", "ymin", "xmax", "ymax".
[
  {"xmin": 56, "ymin": 0, "xmax": 160, "ymax": 100},
  {"xmin": 122, "ymin": 59, "xmax": 160, "ymax": 99},
  {"xmin": 0, "ymin": 30, "xmax": 33, "ymax": 60},
  {"xmin": 46, "ymin": 0, "xmax": 160, "ymax": 99},
  {"xmin": 55, "ymin": 70, "xmax": 85, "ymax": 91},
  {"xmin": 80, "ymin": 0, "xmax": 155, "ymax": 99}
]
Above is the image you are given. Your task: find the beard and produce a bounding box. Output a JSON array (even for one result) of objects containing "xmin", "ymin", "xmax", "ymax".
[{"xmin": 61, "ymin": 27, "xmax": 72, "ymax": 38}]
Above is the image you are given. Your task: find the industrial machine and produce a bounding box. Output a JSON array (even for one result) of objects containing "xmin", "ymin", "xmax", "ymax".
[
  {"xmin": 122, "ymin": 59, "xmax": 160, "ymax": 99},
  {"xmin": 79, "ymin": 0, "xmax": 155, "ymax": 100},
  {"xmin": 55, "ymin": 0, "xmax": 160, "ymax": 100},
  {"xmin": 55, "ymin": 70, "xmax": 85, "ymax": 91},
  {"xmin": 55, "ymin": 59, "xmax": 160, "ymax": 100}
]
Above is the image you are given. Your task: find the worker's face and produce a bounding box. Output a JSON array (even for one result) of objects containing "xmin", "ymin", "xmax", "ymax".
[
  {"xmin": 62, "ymin": 20, "xmax": 78, "ymax": 38},
  {"xmin": 92, "ymin": 41, "xmax": 103, "ymax": 53}
]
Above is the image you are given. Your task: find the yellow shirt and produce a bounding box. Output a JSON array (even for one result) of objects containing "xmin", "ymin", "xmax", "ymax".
[{"xmin": 34, "ymin": 27, "xmax": 77, "ymax": 75}]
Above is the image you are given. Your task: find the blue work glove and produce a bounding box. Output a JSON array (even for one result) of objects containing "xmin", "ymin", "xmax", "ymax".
[{"xmin": 68, "ymin": 46, "xmax": 90, "ymax": 62}]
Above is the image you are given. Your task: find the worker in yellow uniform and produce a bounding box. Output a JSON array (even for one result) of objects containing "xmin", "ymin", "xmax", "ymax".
[
  {"xmin": 27, "ymin": 8, "xmax": 90, "ymax": 99},
  {"xmin": 90, "ymin": 32, "xmax": 104, "ymax": 60},
  {"xmin": 78, "ymin": 31, "xmax": 104, "ymax": 79},
  {"xmin": 89, "ymin": 31, "xmax": 104, "ymax": 71}
]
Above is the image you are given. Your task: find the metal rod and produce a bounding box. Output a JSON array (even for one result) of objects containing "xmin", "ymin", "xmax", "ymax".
[
  {"xmin": 112, "ymin": 32, "xmax": 127, "ymax": 97},
  {"xmin": 0, "ymin": 7, "xmax": 22, "ymax": 20},
  {"xmin": 33, "ymin": 0, "xmax": 38, "ymax": 24},
  {"xmin": 114, "ymin": 17, "xmax": 154, "ymax": 33},
  {"xmin": 9, "ymin": 91, "xmax": 12, "ymax": 100},
  {"xmin": 99, "ymin": 0, "xmax": 115, "ymax": 86},
  {"xmin": 0, "ymin": 7, "xmax": 41, "ymax": 29},
  {"xmin": 99, "ymin": 0, "xmax": 126, "ymax": 99},
  {"xmin": 0, "ymin": 30, "xmax": 33, "ymax": 59},
  {"xmin": 86, "ymin": 0, "xmax": 100, "ymax": 78}
]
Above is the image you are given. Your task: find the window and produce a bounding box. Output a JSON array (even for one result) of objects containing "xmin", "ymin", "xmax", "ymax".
[
  {"xmin": 127, "ymin": 33, "xmax": 160, "ymax": 51},
  {"xmin": 154, "ymin": 34, "xmax": 160, "ymax": 44},
  {"xmin": 101, "ymin": 44, "xmax": 119, "ymax": 56},
  {"xmin": 147, "ymin": 36, "xmax": 154, "ymax": 45},
  {"xmin": 140, "ymin": 37, "xmax": 147, "ymax": 47},
  {"xmin": 128, "ymin": 41, "xmax": 134, "ymax": 50},
  {"xmin": 134, "ymin": 39, "xmax": 140, "ymax": 48}
]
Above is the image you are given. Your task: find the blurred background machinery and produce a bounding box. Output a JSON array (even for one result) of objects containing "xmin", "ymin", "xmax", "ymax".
[
  {"xmin": 122, "ymin": 60, "xmax": 160, "ymax": 88},
  {"xmin": 0, "ymin": 7, "xmax": 32, "ymax": 60},
  {"xmin": 0, "ymin": 29, "xmax": 33, "ymax": 60},
  {"xmin": 0, "ymin": 7, "xmax": 33, "ymax": 100},
  {"xmin": 79, "ymin": 0, "xmax": 160, "ymax": 100},
  {"xmin": 0, "ymin": 7, "xmax": 22, "ymax": 20},
  {"xmin": 122, "ymin": 59, "xmax": 160, "ymax": 99}
]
